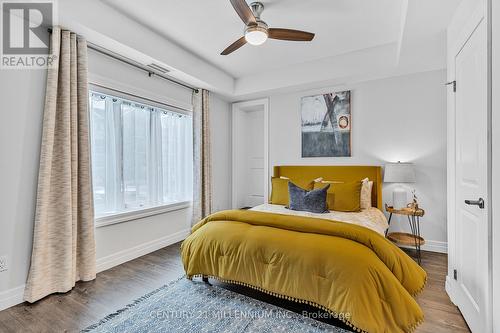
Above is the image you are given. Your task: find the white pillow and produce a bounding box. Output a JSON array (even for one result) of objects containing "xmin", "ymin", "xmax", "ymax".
[{"xmin": 360, "ymin": 178, "xmax": 373, "ymax": 209}]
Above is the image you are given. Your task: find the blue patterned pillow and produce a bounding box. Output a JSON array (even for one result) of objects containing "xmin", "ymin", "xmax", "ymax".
[{"xmin": 288, "ymin": 182, "xmax": 329, "ymax": 213}]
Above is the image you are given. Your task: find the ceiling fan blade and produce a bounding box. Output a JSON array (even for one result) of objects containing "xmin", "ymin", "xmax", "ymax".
[
  {"xmin": 221, "ymin": 36, "xmax": 247, "ymax": 55},
  {"xmin": 268, "ymin": 28, "xmax": 315, "ymax": 41},
  {"xmin": 230, "ymin": 0, "xmax": 257, "ymax": 26}
]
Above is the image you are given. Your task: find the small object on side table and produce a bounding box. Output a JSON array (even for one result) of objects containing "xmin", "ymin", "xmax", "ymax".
[{"xmin": 385, "ymin": 203, "xmax": 425, "ymax": 265}]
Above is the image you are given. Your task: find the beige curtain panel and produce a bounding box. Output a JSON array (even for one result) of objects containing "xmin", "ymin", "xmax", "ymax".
[
  {"xmin": 24, "ymin": 27, "xmax": 96, "ymax": 303},
  {"xmin": 192, "ymin": 89, "xmax": 212, "ymax": 224}
]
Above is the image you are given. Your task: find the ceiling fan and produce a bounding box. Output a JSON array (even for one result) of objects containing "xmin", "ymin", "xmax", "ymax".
[{"xmin": 221, "ymin": 0, "xmax": 315, "ymax": 55}]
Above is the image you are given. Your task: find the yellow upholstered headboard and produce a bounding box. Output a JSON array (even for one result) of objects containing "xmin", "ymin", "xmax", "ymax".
[{"xmin": 273, "ymin": 165, "xmax": 383, "ymax": 209}]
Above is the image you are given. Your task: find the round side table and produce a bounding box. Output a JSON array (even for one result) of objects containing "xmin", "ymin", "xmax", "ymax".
[{"xmin": 385, "ymin": 204, "xmax": 425, "ymax": 265}]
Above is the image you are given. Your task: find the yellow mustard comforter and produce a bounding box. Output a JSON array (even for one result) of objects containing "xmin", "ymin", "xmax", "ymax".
[{"xmin": 181, "ymin": 210, "xmax": 426, "ymax": 333}]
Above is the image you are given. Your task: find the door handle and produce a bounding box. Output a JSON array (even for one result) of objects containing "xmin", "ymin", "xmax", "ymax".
[{"xmin": 465, "ymin": 198, "xmax": 485, "ymax": 209}]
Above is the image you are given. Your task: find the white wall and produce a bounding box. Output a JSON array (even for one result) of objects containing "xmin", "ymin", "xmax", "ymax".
[
  {"xmin": 0, "ymin": 48, "xmax": 231, "ymax": 310},
  {"xmin": 0, "ymin": 68, "xmax": 46, "ymax": 309},
  {"xmin": 267, "ymin": 70, "xmax": 447, "ymax": 250}
]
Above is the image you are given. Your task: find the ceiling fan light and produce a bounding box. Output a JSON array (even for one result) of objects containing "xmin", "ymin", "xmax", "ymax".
[{"xmin": 245, "ymin": 26, "xmax": 268, "ymax": 45}]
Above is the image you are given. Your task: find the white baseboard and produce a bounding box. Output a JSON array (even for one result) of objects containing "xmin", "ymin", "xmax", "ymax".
[
  {"xmin": 96, "ymin": 228, "xmax": 190, "ymax": 273},
  {"xmin": 398, "ymin": 239, "xmax": 448, "ymax": 254},
  {"xmin": 0, "ymin": 229, "xmax": 189, "ymax": 313},
  {"xmin": 422, "ymin": 239, "xmax": 448, "ymax": 253},
  {"xmin": 0, "ymin": 285, "xmax": 25, "ymax": 312}
]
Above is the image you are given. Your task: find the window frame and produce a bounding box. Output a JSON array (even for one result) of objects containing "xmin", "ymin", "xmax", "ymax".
[
  {"xmin": 95, "ymin": 201, "xmax": 191, "ymax": 228},
  {"xmin": 89, "ymin": 84, "xmax": 193, "ymax": 228}
]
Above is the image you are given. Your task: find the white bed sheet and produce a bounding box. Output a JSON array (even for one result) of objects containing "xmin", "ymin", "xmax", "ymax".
[{"xmin": 250, "ymin": 203, "xmax": 388, "ymax": 236}]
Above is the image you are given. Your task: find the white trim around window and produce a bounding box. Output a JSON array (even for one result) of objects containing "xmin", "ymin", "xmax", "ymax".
[
  {"xmin": 95, "ymin": 201, "xmax": 191, "ymax": 228},
  {"xmin": 89, "ymin": 86, "xmax": 193, "ymax": 224}
]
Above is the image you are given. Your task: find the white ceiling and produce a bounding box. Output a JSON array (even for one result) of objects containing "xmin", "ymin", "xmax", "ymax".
[
  {"xmin": 96, "ymin": 0, "xmax": 462, "ymax": 97},
  {"xmin": 102, "ymin": 0, "xmax": 405, "ymax": 78}
]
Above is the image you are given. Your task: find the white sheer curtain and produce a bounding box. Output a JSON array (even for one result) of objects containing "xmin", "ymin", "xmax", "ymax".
[
  {"xmin": 89, "ymin": 92, "xmax": 193, "ymax": 217},
  {"xmin": 161, "ymin": 111, "xmax": 193, "ymax": 203}
]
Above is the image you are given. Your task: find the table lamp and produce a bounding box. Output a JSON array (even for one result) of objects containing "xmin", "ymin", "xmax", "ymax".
[{"xmin": 384, "ymin": 162, "xmax": 416, "ymax": 209}]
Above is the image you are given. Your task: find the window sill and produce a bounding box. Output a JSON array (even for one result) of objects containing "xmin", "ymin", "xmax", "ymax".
[{"xmin": 95, "ymin": 201, "xmax": 191, "ymax": 228}]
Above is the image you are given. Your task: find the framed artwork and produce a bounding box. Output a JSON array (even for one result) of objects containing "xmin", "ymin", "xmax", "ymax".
[{"xmin": 301, "ymin": 90, "xmax": 351, "ymax": 157}]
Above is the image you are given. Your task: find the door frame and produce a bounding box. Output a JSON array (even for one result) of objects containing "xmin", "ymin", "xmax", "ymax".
[
  {"xmin": 231, "ymin": 98, "xmax": 269, "ymax": 209},
  {"xmin": 490, "ymin": 0, "xmax": 500, "ymax": 330},
  {"xmin": 446, "ymin": 1, "xmax": 492, "ymax": 331}
]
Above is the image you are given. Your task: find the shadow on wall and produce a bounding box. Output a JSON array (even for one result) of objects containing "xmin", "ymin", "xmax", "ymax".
[{"xmin": 381, "ymin": 146, "xmax": 447, "ymax": 240}]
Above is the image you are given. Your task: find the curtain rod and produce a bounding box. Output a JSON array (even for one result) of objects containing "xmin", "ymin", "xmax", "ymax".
[
  {"xmin": 47, "ymin": 28, "xmax": 199, "ymax": 93},
  {"xmin": 90, "ymin": 82, "xmax": 193, "ymax": 114}
]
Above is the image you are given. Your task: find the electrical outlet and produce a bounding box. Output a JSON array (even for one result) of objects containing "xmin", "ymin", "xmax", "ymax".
[{"xmin": 0, "ymin": 256, "xmax": 7, "ymax": 272}]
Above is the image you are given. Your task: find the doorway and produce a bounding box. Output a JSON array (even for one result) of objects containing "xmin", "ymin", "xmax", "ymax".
[{"xmin": 231, "ymin": 99, "xmax": 269, "ymax": 209}]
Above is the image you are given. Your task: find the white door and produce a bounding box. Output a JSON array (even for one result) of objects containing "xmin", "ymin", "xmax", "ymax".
[
  {"xmin": 232, "ymin": 99, "xmax": 269, "ymax": 209},
  {"xmin": 454, "ymin": 20, "xmax": 490, "ymax": 333},
  {"xmin": 243, "ymin": 109, "xmax": 265, "ymax": 207}
]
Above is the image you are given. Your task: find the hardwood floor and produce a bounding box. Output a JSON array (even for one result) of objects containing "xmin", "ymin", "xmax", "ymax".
[
  {"xmin": 0, "ymin": 243, "xmax": 470, "ymax": 333},
  {"xmin": 405, "ymin": 250, "xmax": 470, "ymax": 333}
]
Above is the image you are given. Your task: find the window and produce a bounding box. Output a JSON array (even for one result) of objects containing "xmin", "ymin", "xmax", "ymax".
[{"xmin": 89, "ymin": 89, "xmax": 193, "ymax": 219}]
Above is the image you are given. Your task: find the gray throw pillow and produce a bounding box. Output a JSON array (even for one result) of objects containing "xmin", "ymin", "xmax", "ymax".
[{"xmin": 288, "ymin": 182, "xmax": 329, "ymax": 213}]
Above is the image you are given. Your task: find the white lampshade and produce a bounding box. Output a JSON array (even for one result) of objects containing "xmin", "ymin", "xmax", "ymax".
[{"xmin": 384, "ymin": 162, "xmax": 416, "ymax": 183}]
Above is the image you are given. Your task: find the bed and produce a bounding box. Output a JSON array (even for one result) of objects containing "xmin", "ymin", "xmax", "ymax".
[
  {"xmin": 181, "ymin": 166, "xmax": 426, "ymax": 333},
  {"xmin": 250, "ymin": 204, "xmax": 388, "ymax": 236}
]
